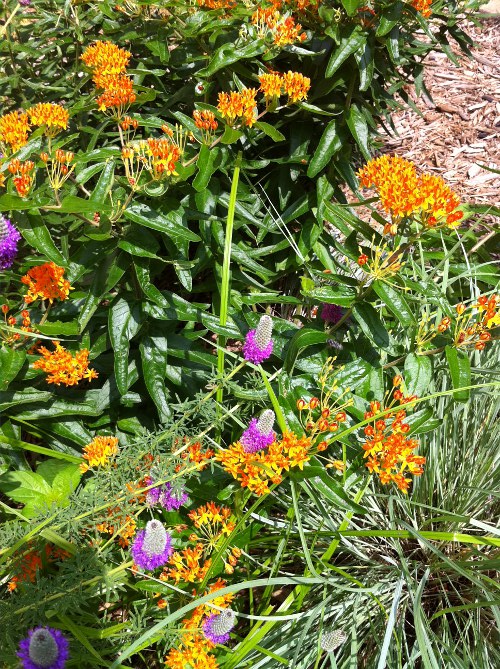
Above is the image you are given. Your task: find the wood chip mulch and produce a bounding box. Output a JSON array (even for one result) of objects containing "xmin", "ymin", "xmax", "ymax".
[{"xmin": 377, "ymin": 18, "xmax": 500, "ymax": 206}]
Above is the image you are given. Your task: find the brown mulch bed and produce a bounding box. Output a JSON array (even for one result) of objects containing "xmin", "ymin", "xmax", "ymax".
[{"xmin": 378, "ymin": 18, "xmax": 500, "ymax": 206}]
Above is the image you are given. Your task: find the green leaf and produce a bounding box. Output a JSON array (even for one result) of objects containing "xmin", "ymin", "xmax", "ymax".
[
  {"xmin": 0, "ymin": 348, "xmax": 26, "ymax": 390},
  {"xmin": 346, "ymin": 104, "xmax": 371, "ymax": 160},
  {"xmin": 352, "ymin": 303, "xmax": 391, "ymax": 349},
  {"xmin": 193, "ymin": 145, "xmax": 220, "ymax": 192},
  {"xmin": 325, "ymin": 26, "xmax": 366, "ymax": 77},
  {"xmin": 89, "ymin": 160, "xmax": 115, "ymax": 206},
  {"xmin": 307, "ymin": 119, "xmax": 342, "ymax": 178},
  {"xmin": 57, "ymin": 195, "xmax": 111, "ymax": 214},
  {"xmin": 108, "ymin": 297, "xmax": 143, "ymax": 396},
  {"xmin": 15, "ymin": 213, "xmax": 67, "ymax": 266},
  {"xmin": 404, "ymin": 353, "xmax": 432, "ymax": 397},
  {"xmin": 124, "ymin": 201, "xmax": 200, "ymax": 246},
  {"xmin": 255, "ymin": 122, "xmax": 285, "ymax": 143},
  {"xmin": 139, "ymin": 335, "xmax": 172, "ymax": 423},
  {"xmin": 372, "ymin": 280, "xmax": 415, "ymax": 326},
  {"xmin": 37, "ymin": 320, "xmax": 80, "ymax": 336},
  {"xmin": 376, "ymin": 1, "xmax": 403, "ymax": 37},
  {"xmin": 284, "ymin": 328, "xmax": 329, "ymax": 374},
  {"xmin": 220, "ymin": 126, "xmax": 243, "ymax": 145},
  {"xmin": 197, "ymin": 40, "xmax": 265, "ymax": 77},
  {"xmin": 354, "ymin": 40, "xmax": 374, "ymax": 91},
  {"xmin": 302, "ymin": 284, "xmax": 357, "ymax": 308},
  {"xmin": 0, "ymin": 193, "xmax": 51, "ymax": 211},
  {"xmin": 340, "ymin": 0, "xmax": 362, "ymax": 16},
  {"xmin": 445, "ymin": 345, "xmax": 471, "ymax": 402}
]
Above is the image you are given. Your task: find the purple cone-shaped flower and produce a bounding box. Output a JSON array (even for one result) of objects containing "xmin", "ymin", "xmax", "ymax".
[
  {"xmin": 243, "ymin": 315, "xmax": 273, "ymax": 364},
  {"xmin": 131, "ymin": 519, "xmax": 173, "ymax": 570},
  {"xmin": 321, "ymin": 303, "xmax": 343, "ymax": 324},
  {"xmin": 202, "ymin": 609, "xmax": 236, "ymax": 645},
  {"xmin": 0, "ymin": 215, "xmax": 21, "ymax": 270},
  {"xmin": 241, "ymin": 410, "xmax": 276, "ymax": 453},
  {"xmin": 17, "ymin": 627, "xmax": 69, "ymax": 669}
]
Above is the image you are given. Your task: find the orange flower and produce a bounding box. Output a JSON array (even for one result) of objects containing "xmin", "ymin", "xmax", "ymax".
[
  {"xmin": 259, "ymin": 73, "xmax": 283, "ymax": 100},
  {"xmin": 217, "ymin": 89, "xmax": 257, "ymax": 128},
  {"xmin": 21, "ymin": 262, "xmax": 72, "ymax": 304},
  {"xmin": 94, "ymin": 508, "xmax": 136, "ymax": 547},
  {"xmin": 33, "ymin": 341, "xmax": 98, "ymax": 386},
  {"xmin": 411, "ymin": 0, "xmax": 432, "ymax": 18},
  {"xmin": 196, "ymin": 0, "xmax": 235, "ymax": 7},
  {"xmin": 0, "ymin": 110, "xmax": 30, "ymax": 154},
  {"xmin": 146, "ymin": 137, "xmax": 181, "ymax": 176},
  {"xmin": 164, "ymin": 543, "xmax": 212, "ymax": 584},
  {"xmin": 181, "ymin": 441, "xmax": 214, "ymax": 471},
  {"xmin": 357, "ymin": 156, "xmax": 462, "ymax": 230},
  {"xmin": 80, "ymin": 436, "xmax": 119, "ymax": 472},
  {"xmin": 94, "ymin": 73, "xmax": 136, "ymax": 115},
  {"xmin": 7, "ymin": 544, "xmax": 69, "ymax": 592},
  {"xmin": 81, "ymin": 40, "xmax": 131, "ymax": 74},
  {"xmin": 273, "ymin": 16, "xmax": 307, "ymax": 47},
  {"xmin": 362, "ymin": 399, "xmax": 425, "ymax": 493},
  {"xmin": 193, "ymin": 109, "xmax": 218, "ymax": 132},
  {"xmin": 27, "ymin": 103, "xmax": 69, "ymax": 135},
  {"xmin": 216, "ymin": 431, "xmax": 313, "ymax": 495},
  {"xmin": 281, "ymin": 71, "xmax": 311, "ymax": 103}
]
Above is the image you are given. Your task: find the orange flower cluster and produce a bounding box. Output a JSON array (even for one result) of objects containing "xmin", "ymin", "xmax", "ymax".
[
  {"xmin": 0, "ymin": 110, "xmax": 30, "ymax": 154},
  {"xmin": 357, "ymin": 156, "xmax": 463, "ymax": 232},
  {"xmin": 146, "ymin": 137, "xmax": 181, "ymax": 177},
  {"xmin": 187, "ymin": 503, "xmax": 240, "ymax": 573},
  {"xmin": 1, "ymin": 307, "xmax": 33, "ymax": 344},
  {"xmin": 411, "ymin": 0, "xmax": 432, "ymax": 18},
  {"xmin": 297, "ymin": 396, "xmax": 348, "ymax": 441},
  {"xmin": 80, "ymin": 436, "xmax": 119, "ymax": 473},
  {"xmin": 217, "ymin": 88, "xmax": 258, "ymax": 128},
  {"xmin": 196, "ymin": 0, "xmax": 235, "ymax": 8},
  {"xmin": 82, "ymin": 41, "xmax": 136, "ymax": 117},
  {"xmin": 165, "ymin": 579, "xmax": 234, "ymax": 669},
  {"xmin": 272, "ymin": 0, "xmax": 322, "ymax": 12},
  {"xmin": 259, "ymin": 70, "xmax": 311, "ymax": 103},
  {"xmin": 95, "ymin": 508, "xmax": 136, "ymax": 548},
  {"xmin": 217, "ymin": 431, "xmax": 313, "ymax": 495},
  {"xmin": 362, "ymin": 382, "xmax": 424, "ymax": 493},
  {"xmin": 452, "ymin": 295, "xmax": 500, "ymax": 351},
  {"xmin": 8, "ymin": 159, "xmax": 35, "ymax": 198},
  {"xmin": 193, "ymin": 109, "xmax": 219, "ymax": 142},
  {"xmin": 7, "ymin": 544, "xmax": 69, "ymax": 592},
  {"xmin": 21, "ymin": 262, "xmax": 72, "ymax": 304},
  {"xmin": 33, "ymin": 341, "xmax": 98, "ymax": 386},
  {"xmin": 180, "ymin": 440, "xmax": 214, "ymax": 471},
  {"xmin": 252, "ymin": 8, "xmax": 307, "ymax": 47},
  {"xmin": 27, "ymin": 103, "xmax": 69, "ymax": 136},
  {"xmin": 163, "ymin": 543, "xmax": 212, "ymax": 584}
]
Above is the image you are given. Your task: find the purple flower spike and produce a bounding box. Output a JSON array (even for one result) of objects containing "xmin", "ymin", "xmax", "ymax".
[
  {"xmin": 243, "ymin": 315, "xmax": 273, "ymax": 364},
  {"xmin": 202, "ymin": 609, "xmax": 236, "ymax": 645},
  {"xmin": 17, "ymin": 627, "xmax": 69, "ymax": 669},
  {"xmin": 0, "ymin": 215, "xmax": 21, "ymax": 270},
  {"xmin": 321, "ymin": 303, "xmax": 343, "ymax": 324},
  {"xmin": 241, "ymin": 410, "xmax": 276, "ymax": 453},
  {"xmin": 159, "ymin": 482, "xmax": 189, "ymax": 511},
  {"xmin": 131, "ymin": 519, "xmax": 173, "ymax": 570}
]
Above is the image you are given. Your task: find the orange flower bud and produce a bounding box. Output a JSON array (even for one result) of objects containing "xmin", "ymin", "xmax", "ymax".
[
  {"xmin": 309, "ymin": 397, "xmax": 319, "ymax": 410},
  {"xmin": 328, "ymin": 421, "xmax": 339, "ymax": 431},
  {"xmin": 475, "ymin": 342, "xmax": 486, "ymax": 351},
  {"xmin": 317, "ymin": 440, "xmax": 328, "ymax": 451},
  {"xmin": 317, "ymin": 418, "xmax": 329, "ymax": 432},
  {"xmin": 1, "ymin": 304, "xmax": 9, "ymax": 314},
  {"xmin": 393, "ymin": 375, "xmax": 402, "ymax": 387},
  {"xmin": 40, "ymin": 152, "xmax": 49, "ymax": 163},
  {"xmin": 335, "ymin": 411, "xmax": 347, "ymax": 422},
  {"xmin": 394, "ymin": 390, "xmax": 403, "ymax": 400},
  {"xmin": 321, "ymin": 407, "xmax": 330, "ymax": 418},
  {"xmin": 455, "ymin": 303, "xmax": 466, "ymax": 315},
  {"xmin": 296, "ymin": 398, "xmax": 306, "ymax": 411},
  {"xmin": 358, "ymin": 253, "xmax": 368, "ymax": 266}
]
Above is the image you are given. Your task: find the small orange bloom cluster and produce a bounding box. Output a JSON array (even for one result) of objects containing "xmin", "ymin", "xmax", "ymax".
[
  {"xmin": 252, "ymin": 8, "xmax": 307, "ymax": 47},
  {"xmin": 217, "ymin": 88, "xmax": 258, "ymax": 128},
  {"xmin": 357, "ymin": 156, "xmax": 463, "ymax": 232},
  {"xmin": 362, "ymin": 380, "xmax": 424, "ymax": 493},
  {"xmin": 297, "ymin": 396, "xmax": 348, "ymax": 443},
  {"xmin": 40, "ymin": 149, "xmax": 75, "ymax": 191},
  {"xmin": 217, "ymin": 431, "xmax": 313, "ymax": 495},
  {"xmin": 164, "ymin": 543, "xmax": 212, "ymax": 584},
  {"xmin": 450, "ymin": 295, "xmax": 499, "ymax": 351},
  {"xmin": 80, "ymin": 436, "xmax": 119, "ymax": 473},
  {"xmin": 7, "ymin": 543, "xmax": 69, "ymax": 592},
  {"xmin": 21, "ymin": 262, "xmax": 72, "ymax": 304},
  {"xmin": 187, "ymin": 503, "xmax": 240, "ymax": 573},
  {"xmin": 146, "ymin": 137, "xmax": 181, "ymax": 177},
  {"xmin": 180, "ymin": 440, "xmax": 214, "ymax": 471},
  {"xmin": 411, "ymin": 0, "xmax": 432, "ymax": 18},
  {"xmin": 1, "ymin": 306, "xmax": 33, "ymax": 344},
  {"xmin": 196, "ymin": 0, "xmax": 235, "ymax": 8},
  {"xmin": 0, "ymin": 110, "xmax": 30, "ymax": 154},
  {"xmin": 82, "ymin": 41, "xmax": 136, "ymax": 117},
  {"xmin": 259, "ymin": 71, "xmax": 311, "ymax": 103},
  {"xmin": 193, "ymin": 109, "xmax": 219, "ymax": 142},
  {"xmin": 95, "ymin": 508, "xmax": 137, "ymax": 548},
  {"xmin": 8, "ymin": 159, "xmax": 35, "ymax": 198},
  {"xmin": 272, "ymin": 0, "xmax": 322, "ymax": 12},
  {"xmin": 33, "ymin": 341, "xmax": 98, "ymax": 386},
  {"xmin": 165, "ymin": 579, "xmax": 234, "ymax": 669},
  {"xmin": 27, "ymin": 103, "xmax": 69, "ymax": 136}
]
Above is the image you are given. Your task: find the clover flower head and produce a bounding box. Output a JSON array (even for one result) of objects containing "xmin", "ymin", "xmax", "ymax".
[
  {"xmin": 202, "ymin": 609, "xmax": 236, "ymax": 645},
  {"xmin": 17, "ymin": 626, "xmax": 69, "ymax": 669},
  {"xmin": 320, "ymin": 628, "xmax": 347, "ymax": 652},
  {"xmin": 146, "ymin": 479, "xmax": 189, "ymax": 511},
  {"xmin": 131, "ymin": 520, "xmax": 173, "ymax": 570},
  {"xmin": 241, "ymin": 412, "xmax": 276, "ymax": 454},
  {"xmin": 0, "ymin": 214, "xmax": 21, "ymax": 270},
  {"xmin": 243, "ymin": 315, "xmax": 274, "ymax": 364},
  {"xmin": 321, "ymin": 303, "xmax": 343, "ymax": 324}
]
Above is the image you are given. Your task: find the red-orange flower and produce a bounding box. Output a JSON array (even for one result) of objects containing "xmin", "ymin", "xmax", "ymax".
[
  {"xmin": 193, "ymin": 109, "xmax": 218, "ymax": 132},
  {"xmin": 80, "ymin": 436, "xmax": 119, "ymax": 473},
  {"xmin": 7, "ymin": 544, "xmax": 69, "ymax": 592},
  {"xmin": 180, "ymin": 441, "xmax": 214, "ymax": 471},
  {"xmin": 411, "ymin": 0, "xmax": 432, "ymax": 18},
  {"xmin": 94, "ymin": 73, "xmax": 136, "ymax": 115},
  {"xmin": 21, "ymin": 262, "xmax": 72, "ymax": 304},
  {"xmin": 33, "ymin": 341, "xmax": 98, "ymax": 386}
]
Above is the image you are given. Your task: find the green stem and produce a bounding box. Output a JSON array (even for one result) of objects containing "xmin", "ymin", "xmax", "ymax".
[{"xmin": 216, "ymin": 151, "xmax": 242, "ymax": 416}]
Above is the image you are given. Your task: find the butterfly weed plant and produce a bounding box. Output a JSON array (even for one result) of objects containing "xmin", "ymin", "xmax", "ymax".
[{"xmin": 1, "ymin": 0, "xmax": 499, "ymax": 667}]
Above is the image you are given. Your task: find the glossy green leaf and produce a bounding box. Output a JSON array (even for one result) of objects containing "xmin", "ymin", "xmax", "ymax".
[
  {"xmin": 325, "ymin": 26, "xmax": 366, "ymax": 77},
  {"xmin": 139, "ymin": 335, "xmax": 172, "ymax": 423},
  {"xmin": 89, "ymin": 160, "xmax": 115, "ymax": 206},
  {"xmin": 15, "ymin": 213, "xmax": 67, "ymax": 266},
  {"xmin": 404, "ymin": 353, "xmax": 432, "ymax": 397},
  {"xmin": 193, "ymin": 145, "xmax": 220, "ymax": 192},
  {"xmin": 346, "ymin": 104, "xmax": 371, "ymax": 160},
  {"xmin": 108, "ymin": 297, "xmax": 143, "ymax": 396},
  {"xmin": 0, "ymin": 348, "xmax": 26, "ymax": 390},
  {"xmin": 255, "ymin": 122, "xmax": 285, "ymax": 143},
  {"xmin": 445, "ymin": 345, "xmax": 471, "ymax": 402},
  {"xmin": 307, "ymin": 119, "xmax": 342, "ymax": 178},
  {"xmin": 372, "ymin": 280, "xmax": 415, "ymax": 326},
  {"xmin": 284, "ymin": 328, "xmax": 329, "ymax": 374},
  {"xmin": 352, "ymin": 303, "xmax": 391, "ymax": 349}
]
